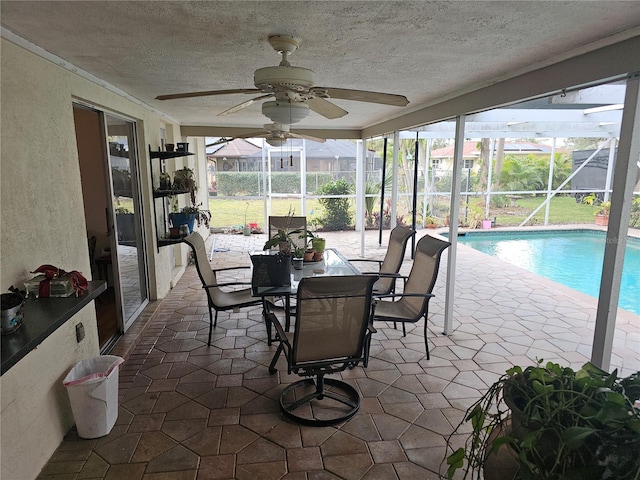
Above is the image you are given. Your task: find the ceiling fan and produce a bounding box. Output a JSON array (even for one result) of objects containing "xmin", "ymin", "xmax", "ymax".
[
  {"xmin": 156, "ymin": 35, "xmax": 409, "ymax": 124},
  {"xmin": 209, "ymin": 123, "xmax": 326, "ymax": 147}
]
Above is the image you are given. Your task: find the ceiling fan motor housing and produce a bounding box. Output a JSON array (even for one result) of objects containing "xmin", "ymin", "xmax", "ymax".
[{"xmin": 254, "ymin": 65, "xmax": 315, "ymax": 93}]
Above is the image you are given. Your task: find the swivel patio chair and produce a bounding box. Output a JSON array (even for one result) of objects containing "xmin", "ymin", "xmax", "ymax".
[
  {"xmin": 349, "ymin": 225, "xmax": 415, "ymax": 295},
  {"xmin": 373, "ymin": 234, "xmax": 451, "ymax": 360},
  {"xmin": 183, "ymin": 232, "xmax": 263, "ymax": 346},
  {"xmin": 267, "ymin": 275, "xmax": 377, "ymax": 426}
]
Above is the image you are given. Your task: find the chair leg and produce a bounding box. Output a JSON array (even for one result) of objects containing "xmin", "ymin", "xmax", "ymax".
[
  {"xmin": 268, "ymin": 343, "xmax": 284, "ymax": 374},
  {"xmin": 423, "ymin": 321, "xmax": 430, "ymax": 360},
  {"xmin": 402, "ymin": 322, "xmax": 406, "ymax": 336},
  {"xmin": 207, "ymin": 307, "xmax": 213, "ymax": 346}
]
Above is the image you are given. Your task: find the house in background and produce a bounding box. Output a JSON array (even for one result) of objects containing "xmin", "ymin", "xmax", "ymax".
[
  {"xmin": 207, "ymin": 139, "xmax": 377, "ymax": 197},
  {"xmin": 429, "ymin": 140, "xmax": 558, "ymax": 174}
]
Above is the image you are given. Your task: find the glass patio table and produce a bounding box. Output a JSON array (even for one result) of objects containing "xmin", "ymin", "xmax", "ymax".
[{"xmin": 250, "ymin": 248, "xmax": 361, "ymax": 343}]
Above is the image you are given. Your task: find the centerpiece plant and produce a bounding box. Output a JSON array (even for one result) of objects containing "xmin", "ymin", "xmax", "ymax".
[
  {"xmin": 444, "ymin": 360, "xmax": 640, "ymax": 480},
  {"xmin": 263, "ymin": 208, "xmax": 304, "ymax": 255}
]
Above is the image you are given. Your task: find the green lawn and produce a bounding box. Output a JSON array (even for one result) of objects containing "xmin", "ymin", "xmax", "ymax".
[
  {"xmin": 207, "ymin": 194, "xmax": 601, "ymax": 229},
  {"xmin": 208, "ymin": 198, "xmax": 324, "ymax": 229},
  {"xmin": 492, "ymin": 195, "xmax": 598, "ymax": 226}
]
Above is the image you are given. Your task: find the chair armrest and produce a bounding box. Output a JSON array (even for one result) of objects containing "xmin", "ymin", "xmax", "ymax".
[
  {"xmin": 347, "ymin": 258, "xmax": 383, "ymax": 266},
  {"xmin": 374, "ymin": 292, "xmax": 435, "ymax": 301},
  {"xmin": 367, "ymin": 324, "xmax": 377, "ymax": 334},
  {"xmin": 212, "ymin": 265, "xmax": 251, "ymax": 273},
  {"xmin": 375, "ymin": 273, "xmax": 404, "ymax": 278},
  {"xmin": 267, "ymin": 312, "xmax": 290, "ymax": 346},
  {"xmin": 203, "ymin": 281, "xmax": 252, "ymax": 288}
]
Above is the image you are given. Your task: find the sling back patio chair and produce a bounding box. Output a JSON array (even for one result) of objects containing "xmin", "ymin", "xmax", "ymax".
[
  {"xmin": 373, "ymin": 234, "xmax": 451, "ymax": 360},
  {"xmin": 184, "ymin": 232, "xmax": 263, "ymax": 346},
  {"xmin": 348, "ymin": 225, "xmax": 415, "ymax": 295},
  {"xmin": 267, "ymin": 275, "xmax": 377, "ymax": 426}
]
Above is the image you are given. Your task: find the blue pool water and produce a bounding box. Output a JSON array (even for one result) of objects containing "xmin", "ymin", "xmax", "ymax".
[{"xmin": 455, "ymin": 230, "xmax": 640, "ymax": 315}]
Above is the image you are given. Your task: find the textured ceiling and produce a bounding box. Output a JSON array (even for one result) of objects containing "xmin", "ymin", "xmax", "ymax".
[{"xmin": 2, "ymin": 1, "xmax": 640, "ymax": 132}]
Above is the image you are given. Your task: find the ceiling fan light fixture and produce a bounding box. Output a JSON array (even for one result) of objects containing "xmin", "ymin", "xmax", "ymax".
[
  {"xmin": 266, "ymin": 137, "xmax": 287, "ymax": 147},
  {"xmin": 262, "ymin": 101, "xmax": 309, "ymax": 124}
]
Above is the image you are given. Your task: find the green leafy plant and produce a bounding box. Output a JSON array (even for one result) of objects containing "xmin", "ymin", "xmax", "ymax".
[
  {"xmin": 594, "ymin": 200, "xmax": 611, "ymax": 217},
  {"xmin": 181, "ymin": 202, "xmax": 211, "ymax": 228},
  {"xmin": 444, "ymin": 360, "xmax": 640, "ymax": 480},
  {"xmin": 317, "ymin": 179, "xmax": 353, "ymax": 231},
  {"xmin": 292, "ymin": 246, "xmax": 306, "ymax": 258},
  {"xmin": 263, "ymin": 208, "xmax": 303, "ymax": 253},
  {"xmin": 630, "ymin": 196, "xmax": 640, "ymax": 227},
  {"xmin": 115, "ymin": 205, "xmax": 132, "ymax": 214}
]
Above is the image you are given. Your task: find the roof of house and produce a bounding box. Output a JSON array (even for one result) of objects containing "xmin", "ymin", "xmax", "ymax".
[
  {"xmin": 430, "ymin": 141, "xmax": 554, "ymax": 158},
  {"xmin": 207, "ymin": 139, "xmax": 261, "ymax": 158}
]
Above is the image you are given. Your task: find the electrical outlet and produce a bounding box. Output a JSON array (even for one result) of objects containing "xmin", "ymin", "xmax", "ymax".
[{"xmin": 76, "ymin": 322, "xmax": 85, "ymax": 343}]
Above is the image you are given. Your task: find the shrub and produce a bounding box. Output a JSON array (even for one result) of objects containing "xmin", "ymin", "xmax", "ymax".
[{"xmin": 317, "ymin": 179, "xmax": 353, "ymax": 231}]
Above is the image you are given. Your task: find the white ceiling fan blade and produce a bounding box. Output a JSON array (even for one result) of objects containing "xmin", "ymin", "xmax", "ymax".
[
  {"xmin": 218, "ymin": 94, "xmax": 273, "ymax": 116},
  {"xmin": 320, "ymin": 87, "xmax": 409, "ymax": 107},
  {"xmin": 289, "ymin": 131, "xmax": 326, "ymax": 143},
  {"xmin": 207, "ymin": 137, "xmax": 234, "ymax": 147},
  {"xmin": 156, "ymin": 88, "xmax": 260, "ymax": 101},
  {"xmin": 307, "ymin": 97, "xmax": 348, "ymax": 119}
]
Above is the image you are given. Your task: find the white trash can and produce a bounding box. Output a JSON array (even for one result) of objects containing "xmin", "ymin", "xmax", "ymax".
[{"xmin": 63, "ymin": 355, "xmax": 124, "ymax": 438}]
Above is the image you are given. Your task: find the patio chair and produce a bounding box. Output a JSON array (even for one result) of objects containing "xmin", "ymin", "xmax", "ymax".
[
  {"xmin": 373, "ymin": 234, "xmax": 451, "ymax": 360},
  {"xmin": 183, "ymin": 232, "xmax": 262, "ymax": 346},
  {"xmin": 348, "ymin": 225, "xmax": 415, "ymax": 295},
  {"xmin": 267, "ymin": 275, "xmax": 377, "ymax": 426}
]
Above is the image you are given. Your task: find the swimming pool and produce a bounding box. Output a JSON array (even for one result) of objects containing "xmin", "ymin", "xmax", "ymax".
[{"xmin": 455, "ymin": 230, "xmax": 640, "ymax": 315}]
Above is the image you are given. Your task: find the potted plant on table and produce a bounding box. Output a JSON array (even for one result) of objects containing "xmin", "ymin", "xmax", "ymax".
[
  {"xmin": 305, "ymin": 217, "xmax": 325, "ymax": 261},
  {"xmin": 444, "ymin": 360, "xmax": 640, "ymax": 480},
  {"xmin": 292, "ymin": 246, "xmax": 306, "ymax": 270},
  {"xmin": 264, "ymin": 228, "xmax": 296, "ymax": 254}
]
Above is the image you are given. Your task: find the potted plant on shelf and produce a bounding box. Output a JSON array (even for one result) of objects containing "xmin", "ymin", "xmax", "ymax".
[
  {"xmin": 170, "ymin": 201, "xmax": 211, "ymax": 234},
  {"xmin": 159, "ymin": 171, "xmax": 172, "ymax": 191},
  {"xmin": 444, "ymin": 360, "xmax": 640, "ymax": 480}
]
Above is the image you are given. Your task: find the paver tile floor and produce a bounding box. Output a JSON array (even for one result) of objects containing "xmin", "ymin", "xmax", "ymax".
[{"xmin": 38, "ymin": 230, "xmax": 639, "ymax": 479}]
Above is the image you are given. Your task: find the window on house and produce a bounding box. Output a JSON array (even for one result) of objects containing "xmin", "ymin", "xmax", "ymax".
[
  {"xmin": 431, "ymin": 158, "xmax": 441, "ymax": 169},
  {"xmin": 463, "ymin": 159, "xmax": 474, "ymax": 169}
]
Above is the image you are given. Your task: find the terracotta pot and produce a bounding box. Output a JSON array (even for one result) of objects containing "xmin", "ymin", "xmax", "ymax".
[
  {"xmin": 595, "ymin": 214, "xmax": 609, "ymax": 226},
  {"xmin": 303, "ymin": 250, "xmax": 315, "ymax": 261},
  {"xmin": 313, "ymin": 251, "xmax": 323, "ymax": 261},
  {"xmin": 483, "ymin": 420, "xmax": 519, "ymax": 480}
]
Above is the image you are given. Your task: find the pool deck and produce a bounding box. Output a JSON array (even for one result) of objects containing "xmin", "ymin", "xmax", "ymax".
[{"xmin": 38, "ymin": 226, "xmax": 639, "ymax": 479}]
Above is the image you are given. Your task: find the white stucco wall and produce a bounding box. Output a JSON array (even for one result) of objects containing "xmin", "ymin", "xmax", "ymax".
[{"xmin": 0, "ymin": 38, "xmax": 191, "ymax": 479}]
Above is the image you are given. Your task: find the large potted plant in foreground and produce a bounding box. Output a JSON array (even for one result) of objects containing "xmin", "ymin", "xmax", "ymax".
[{"xmin": 444, "ymin": 360, "xmax": 640, "ymax": 480}]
